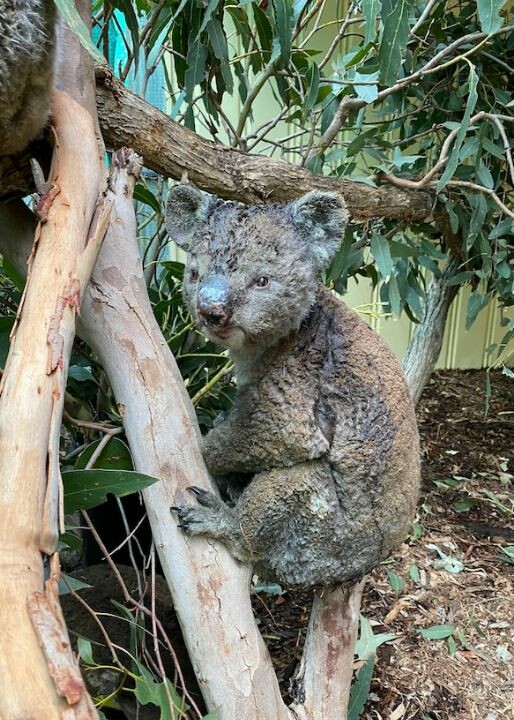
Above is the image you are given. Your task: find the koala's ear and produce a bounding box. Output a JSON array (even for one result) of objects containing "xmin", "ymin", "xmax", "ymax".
[
  {"xmin": 289, "ymin": 191, "xmax": 349, "ymax": 270},
  {"xmin": 165, "ymin": 184, "xmax": 211, "ymax": 249}
]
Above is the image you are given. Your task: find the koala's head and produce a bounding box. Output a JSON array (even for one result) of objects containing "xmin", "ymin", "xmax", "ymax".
[{"xmin": 165, "ymin": 184, "xmax": 348, "ymax": 350}]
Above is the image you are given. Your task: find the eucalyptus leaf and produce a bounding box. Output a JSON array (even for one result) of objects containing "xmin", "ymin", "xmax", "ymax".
[
  {"xmin": 62, "ymin": 469, "xmax": 158, "ymax": 514},
  {"xmin": 379, "ymin": 0, "xmax": 411, "ymax": 86},
  {"xmin": 437, "ymin": 64, "xmax": 479, "ymax": 192},
  {"xmin": 53, "ymin": 0, "xmax": 105, "ymax": 63},
  {"xmin": 476, "ymin": 0, "xmax": 507, "ymax": 32},
  {"xmin": 420, "ymin": 625, "xmax": 455, "ymax": 640},
  {"xmin": 362, "ymin": 0, "xmax": 381, "ymax": 44},
  {"xmin": 272, "ymin": 0, "xmax": 293, "ymax": 65},
  {"xmin": 184, "ymin": 39, "xmax": 208, "ymax": 102},
  {"xmin": 347, "ymin": 655, "xmax": 375, "ymax": 720}
]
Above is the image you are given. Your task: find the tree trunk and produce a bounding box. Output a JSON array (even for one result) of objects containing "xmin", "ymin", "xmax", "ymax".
[
  {"xmin": 0, "ymin": 87, "xmax": 107, "ymax": 718},
  {"xmin": 78, "ymin": 148, "xmax": 291, "ymax": 720},
  {"xmin": 402, "ymin": 258, "xmax": 461, "ymax": 404}
]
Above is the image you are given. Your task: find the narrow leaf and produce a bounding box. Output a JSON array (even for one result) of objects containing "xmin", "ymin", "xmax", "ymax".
[
  {"xmin": 420, "ymin": 625, "xmax": 455, "ymax": 640},
  {"xmin": 371, "ymin": 233, "xmax": 393, "ymax": 280},
  {"xmin": 184, "ymin": 39, "xmax": 208, "ymax": 102},
  {"xmin": 198, "ymin": 0, "xmax": 222, "ymax": 36},
  {"xmin": 379, "ymin": 0, "xmax": 411, "ymax": 86},
  {"xmin": 347, "ymin": 655, "xmax": 375, "ymax": 720},
  {"xmin": 304, "ymin": 63, "xmax": 320, "ymax": 114},
  {"xmin": 437, "ymin": 64, "xmax": 479, "ymax": 192},
  {"xmin": 476, "ymin": 0, "xmax": 507, "ymax": 32},
  {"xmin": 362, "ymin": 0, "xmax": 381, "ymax": 44},
  {"xmin": 53, "ymin": 0, "xmax": 105, "ymax": 63},
  {"xmin": 273, "ymin": 0, "xmax": 293, "ymax": 65}
]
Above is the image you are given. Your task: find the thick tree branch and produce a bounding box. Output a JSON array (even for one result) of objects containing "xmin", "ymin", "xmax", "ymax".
[{"xmin": 92, "ymin": 70, "xmax": 437, "ymax": 223}]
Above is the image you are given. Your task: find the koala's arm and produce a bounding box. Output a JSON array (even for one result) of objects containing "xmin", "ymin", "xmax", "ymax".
[{"xmin": 201, "ymin": 384, "xmax": 329, "ymax": 475}]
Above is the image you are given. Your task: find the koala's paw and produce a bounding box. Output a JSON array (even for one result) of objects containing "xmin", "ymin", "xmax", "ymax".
[{"xmin": 170, "ymin": 486, "xmax": 234, "ymax": 538}]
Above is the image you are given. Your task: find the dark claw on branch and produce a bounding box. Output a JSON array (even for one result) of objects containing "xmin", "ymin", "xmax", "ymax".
[{"xmin": 187, "ymin": 485, "xmax": 208, "ymax": 498}]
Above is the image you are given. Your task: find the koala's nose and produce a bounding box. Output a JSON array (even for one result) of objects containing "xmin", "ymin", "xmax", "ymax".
[
  {"xmin": 198, "ymin": 304, "xmax": 229, "ymax": 327},
  {"xmin": 197, "ymin": 277, "xmax": 230, "ymax": 327}
]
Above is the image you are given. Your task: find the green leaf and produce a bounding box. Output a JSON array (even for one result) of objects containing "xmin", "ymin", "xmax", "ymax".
[
  {"xmin": 304, "ymin": 63, "xmax": 320, "ymax": 114},
  {"xmin": 134, "ymin": 184, "xmax": 161, "ymax": 214},
  {"xmin": 453, "ymin": 498, "xmax": 475, "ymax": 512},
  {"xmin": 420, "ymin": 625, "xmax": 455, "ymax": 640},
  {"xmin": 386, "ymin": 571, "xmax": 404, "ymax": 595},
  {"xmin": 477, "ymin": 161, "xmax": 494, "ymax": 189},
  {"xmin": 77, "ymin": 637, "xmax": 95, "ymax": 666},
  {"xmin": 362, "ymin": 0, "xmax": 381, "ymax": 44},
  {"xmin": 476, "ymin": 0, "xmax": 507, "ymax": 32},
  {"xmin": 371, "ymin": 233, "xmax": 393, "ymax": 279},
  {"xmin": 347, "ymin": 654, "xmax": 375, "ymax": 720},
  {"xmin": 387, "ymin": 275, "xmax": 401, "ymax": 316},
  {"xmin": 466, "ymin": 290, "xmax": 490, "ymax": 330},
  {"xmin": 62, "ymin": 469, "xmax": 158, "ymax": 514},
  {"xmin": 437, "ymin": 64, "xmax": 479, "ymax": 192},
  {"xmin": 447, "ymin": 635, "xmax": 458, "ymax": 655},
  {"xmin": 354, "ymin": 616, "xmax": 396, "ymax": 660},
  {"xmin": 207, "ymin": 18, "xmax": 234, "ymax": 95},
  {"xmin": 198, "ymin": 0, "xmax": 222, "ymax": 36},
  {"xmin": 53, "ymin": 0, "xmax": 105, "ymax": 63},
  {"xmin": 75, "ymin": 437, "xmax": 133, "ymax": 471},
  {"xmin": 58, "ymin": 574, "xmax": 91, "ymax": 595},
  {"xmin": 184, "ymin": 39, "xmax": 208, "ymax": 102},
  {"xmin": 253, "ymin": 4, "xmax": 273, "ymax": 53},
  {"xmin": 272, "ymin": 0, "xmax": 293, "ymax": 65},
  {"xmin": 378, "ymin": 0, "xmax": 411, "ymax": 86},
  {"xmin": 409, "ymin": 564, "xmax": 420, "ymax": 583},
  {"xmin": 446, "ymin": 271, "xmax": 473, "ymax": 286}
]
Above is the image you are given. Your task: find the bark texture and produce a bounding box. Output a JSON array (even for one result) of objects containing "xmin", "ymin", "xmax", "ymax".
[
  {"xmin": 95, "ymin": 70, "xmax": 435, "ymax": 222},
  {"xmin": 78, "ymin": 148, "xmax": 291, "ymax": 720},
  {"xmin": 402, "ymin": 258, "xmax": 461, "ymax": 404},
  {"xmin": 0, "ymin": 88, "xmax": 106, "ymax": 719}
]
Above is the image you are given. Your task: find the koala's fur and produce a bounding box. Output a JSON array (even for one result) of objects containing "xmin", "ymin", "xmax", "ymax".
[
  {"xmin": 0, "ymin": 0, "xmax": 56, "ymax": 155},
  {"xmin": 166, "ymin": 184, "xmax": 420, "ymax": 589}
]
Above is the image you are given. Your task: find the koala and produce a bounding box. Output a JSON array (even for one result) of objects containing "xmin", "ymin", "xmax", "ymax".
[
  {"xmin": 0, "ymin": 0, "xmax": 56, "ymax": 156},
  {"xmin": 166, "ymin": 184, "xmax": 420, "ymax": 589}
]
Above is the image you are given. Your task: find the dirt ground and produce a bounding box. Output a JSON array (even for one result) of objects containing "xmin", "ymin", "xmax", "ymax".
[{"xmin": 253, "ymin": 370, "xmax": 514, "ymax": 720}]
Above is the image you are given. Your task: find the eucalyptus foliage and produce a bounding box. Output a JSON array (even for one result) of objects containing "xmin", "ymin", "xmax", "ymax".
[{"xmin": 86, "ymin": 0, "xmax": 514, "ymax": 369}]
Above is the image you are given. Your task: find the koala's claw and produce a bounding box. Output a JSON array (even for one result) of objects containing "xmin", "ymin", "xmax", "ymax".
[{"xmin": 187, "ymin": 486, "xmax": 217, "ymax": 507}]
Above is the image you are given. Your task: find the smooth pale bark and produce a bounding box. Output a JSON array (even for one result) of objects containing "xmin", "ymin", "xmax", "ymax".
[
  {"xmin": 78, "ymin": 148, "xmax": 291, "ymax": 720},
  {"xmin": 402, "ymin": 258, "xmax": 461, "ymax": 404},
  {"xmin": 291, "ymin": 582, "xmax": 365, "ymax": 720},
  {"xmin": 0, "ymin": 89, "xmax": 107, "ymax": 718}
]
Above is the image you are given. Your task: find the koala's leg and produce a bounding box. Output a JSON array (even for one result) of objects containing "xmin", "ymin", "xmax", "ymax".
[{"xmin": 172, "ymin": 459, "xmax": 358, "ymax": 587}]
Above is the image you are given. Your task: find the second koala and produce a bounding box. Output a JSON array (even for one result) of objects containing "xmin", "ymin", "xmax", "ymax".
[
  {"xmin": 166, "ymin": 184, "xmax": 420, "ymax": 589},
  {"xmin": 0, "ymin": 0, "xmax": 56, "ymax": 156}
]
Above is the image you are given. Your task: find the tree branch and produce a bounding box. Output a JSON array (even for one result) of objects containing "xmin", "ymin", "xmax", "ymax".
[{"xmin": 91, "ymin": 70, "xmax": 438, "ymax": 224}]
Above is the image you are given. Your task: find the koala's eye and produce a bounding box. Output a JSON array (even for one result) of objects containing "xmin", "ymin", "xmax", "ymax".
[
  {"xmin": 253, "ymin": 276, "xmax": 269, "ymax": 289},
  {"xmin": 189, "ymin": 268, "xmax": 199, "ymax": 282}
]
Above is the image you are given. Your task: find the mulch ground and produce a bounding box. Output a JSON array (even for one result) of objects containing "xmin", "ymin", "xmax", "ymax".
[{"xmin": 252, "ymin": 369, "xmax": 514, "ymax": 720}]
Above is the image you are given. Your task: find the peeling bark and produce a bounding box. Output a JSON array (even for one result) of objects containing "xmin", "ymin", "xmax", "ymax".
[{"xmin": 0, "ymin": 88, "xmax": 107, "ymax": 719}]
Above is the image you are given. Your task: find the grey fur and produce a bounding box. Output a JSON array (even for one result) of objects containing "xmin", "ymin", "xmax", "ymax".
[
  {"xmin": 0, "ymin": 0, "xmax": 56, "ymax": 155},
  {"xmin": 166, "ymin": 184, "xmax": 420, "ymax": 589}
]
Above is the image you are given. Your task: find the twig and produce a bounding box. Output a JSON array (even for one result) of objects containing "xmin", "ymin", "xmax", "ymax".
[{"xmin": 307, "ymin": 26, "xmax": 514, "ymax": 161}]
